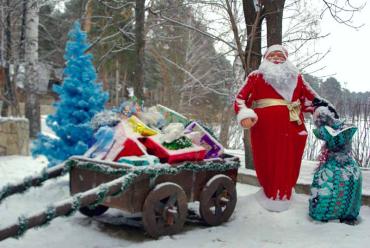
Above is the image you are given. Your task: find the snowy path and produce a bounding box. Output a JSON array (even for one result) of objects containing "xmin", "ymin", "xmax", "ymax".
[{"xmin": 1, "ymin": 156, "xmax": 370, "ymax": 247}]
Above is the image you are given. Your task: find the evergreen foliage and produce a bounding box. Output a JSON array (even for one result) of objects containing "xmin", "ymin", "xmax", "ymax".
[{"xmin": 32, "ymin": 21, "xmax": 108, "ymax": 167}]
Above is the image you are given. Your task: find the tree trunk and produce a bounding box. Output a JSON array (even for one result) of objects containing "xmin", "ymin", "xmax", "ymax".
[
  {"xmin": 83, "ymin": 0, "xmax": 93, "ymax": 33},
  {"xmin": 1, "ymin": 0, "xmax": 20, "ymax": 116},
  {"xmin": 241, "ymin": 0, "xmax": 264, "ymax": 169},
  {"xmin": 0, "ymin": 2, "xmax": 4, "ymax": 66},
  {"xmin": 0, "ymin": 3, "xmax": 5, "ymax": 110},
  {"xmin": 122, "ymin": 69, "xmax": 129, "ymax": 100},
  {"xmin": 115, "ymin": 58, "xmax": 120, "ymax": 106},
  {"xmin": 0, "ymin": 67, "xmax": 11, "ymax": 116},
  {"xmin": 24, "ymin": 0, "xmax": 40, "ymax": 138},
  {"xmin": 219, "ymin": 106, "xmax": 233, "ymax": 147},
  {"xmin": 133, "ymin": 0, "xmax": 145, "ymax": 102},
  {"xmin": 19, "ymin": 0, "xmax": 27, "ymax": 60},
  {"xmin": 243, "ymin": 0, "xmax": 264, "ymax": 75},
  {"xmin": 263, "ymin": 0, "xmax": 285, "ymax": 46},
  {"xmin": 0, "ymin": 0, "xmax": 8, "ymax": 116}
]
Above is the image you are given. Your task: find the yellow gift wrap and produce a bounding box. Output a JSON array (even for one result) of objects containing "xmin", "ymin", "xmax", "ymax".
[{"xmin": 128, "ymin": 116, "xmax": 158, "ymax": 136}]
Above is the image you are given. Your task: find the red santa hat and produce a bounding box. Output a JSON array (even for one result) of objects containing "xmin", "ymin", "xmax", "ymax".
[{"xmin": 264, "ymin": 44, "xmax": 288, "ymax": 59}]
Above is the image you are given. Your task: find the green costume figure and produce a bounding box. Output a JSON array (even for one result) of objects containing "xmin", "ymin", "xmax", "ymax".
[{"xmin": 309, "ymin": 107, "xmax": 362, "ymax": 224}]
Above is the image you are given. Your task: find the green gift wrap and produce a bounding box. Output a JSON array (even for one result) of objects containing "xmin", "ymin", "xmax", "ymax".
[{"xmin": 156, "ymin": 104, "xmax": 189, "ymax": 126}]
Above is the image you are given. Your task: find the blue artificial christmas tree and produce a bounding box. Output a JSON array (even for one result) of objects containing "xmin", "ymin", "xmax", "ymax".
[{"xmin": 32, "ymin": 21, "xmax": 108, "ymax": 167}]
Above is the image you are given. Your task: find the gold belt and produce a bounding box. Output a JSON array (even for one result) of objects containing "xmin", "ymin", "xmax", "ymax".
[{"xmin": 253, "ymin": 98, "xmax": 302, "ymax": 125}]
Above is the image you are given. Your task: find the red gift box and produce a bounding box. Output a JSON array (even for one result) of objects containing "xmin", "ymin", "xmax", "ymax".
[
  {"xmin": 101, "ymin": 121, "xmax": 146, "ymax": 161},
  {"xmin": 112, "ymin": 138, "xmax": 146, "ymax": 161},
  {"xmin": 142, "ymin": 135, "xmax": 206, "ymax": 164}
]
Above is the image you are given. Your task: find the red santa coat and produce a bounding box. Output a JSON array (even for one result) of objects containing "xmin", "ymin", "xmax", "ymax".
[{"xmin": 234, "ymin": 71, "xmax": 316, "ymax": 200}]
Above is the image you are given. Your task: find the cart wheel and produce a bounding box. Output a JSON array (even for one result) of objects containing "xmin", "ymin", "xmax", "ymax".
[
  {"xmin": 79, "ymin": 204, "xmax": 109, "ymax": 217},
  {"xmin": 199, "ymin": 175, "xmax": 237, "ymax": 226},
  {"xmin": 143, "ymin": 182, "xmax": 188, "ymax": 238}
]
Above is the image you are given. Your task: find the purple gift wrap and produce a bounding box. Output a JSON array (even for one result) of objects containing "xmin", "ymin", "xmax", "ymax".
[{"xmin": 185, "ymin": 121, "xmax": 223, "ymax": 159}]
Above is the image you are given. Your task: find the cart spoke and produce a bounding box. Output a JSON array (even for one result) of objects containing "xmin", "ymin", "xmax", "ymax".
[
  {"xmin": 215, "ymin": 204, "xmax": 223, "ymax": 218},
  {"xmin": 166, "ymin": 193, "xmax": 178, "ymax": 206},
  {"xmin": 209, "ymin": 197, "xmax": 217, "ymax": 208}
]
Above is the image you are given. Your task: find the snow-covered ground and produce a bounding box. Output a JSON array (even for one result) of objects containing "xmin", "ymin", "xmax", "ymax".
[{"xmin": 1, "ymin": 155, "xmax": 370, "ymax": 247}]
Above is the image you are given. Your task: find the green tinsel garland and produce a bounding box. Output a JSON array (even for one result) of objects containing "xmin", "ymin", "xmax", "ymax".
[
  {"xmin": 111, "ymin": 172, "xmax": 140, "ymax": 197},
  {"xmin": 0, "ymin": 184, "xmax": 10, "ymax": 202},
  {"xmin": 63, "ymin": 161, "xmax": 74, "ymax": 175},
  {"xmin": 66, "ymin": 194, "xmax": 82, "ymax": 217},
  {"xmin": 44, "ymin": 205, "xmax": 57, "ymax": 226},
  {"xmin": 0, "ymin": 165, "xmax": 51, "ymax": 203},
  {"xmin": 162, "ymin": 136, "xmax": 193, "ymax": 150},
  {"xmin": 23, "ymin": 176, "xmax": 33, "ymax": 189},
  {"xmin": 89, "ymin": 184, "xmax": 109, "ymax": 209},
  {"xmin": 16, "ymin": 215, "xmax": 28, "ymax": 239},
  {"xmin": 10, "ymin": 172, "xmax": 141, "ymax": 240},
  {"xmin": 72, "ymin": 161, "xmax": 129, "ymax": 176},
  {"xmin": 71, "ymin": 158, "xmax": 240, "ymax": 177}
]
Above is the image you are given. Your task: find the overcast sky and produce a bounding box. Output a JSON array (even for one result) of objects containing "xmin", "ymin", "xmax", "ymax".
[{"xmin": 314, "ymin": 1, "xmax": 370, "ymax": 93}]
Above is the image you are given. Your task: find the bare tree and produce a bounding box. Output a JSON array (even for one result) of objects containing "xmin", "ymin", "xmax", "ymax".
[
  {"xmin": 24, "ymin": 0, "xmax": 40, "ymax": 138},
  {"xmin": 133, "ymin": 0, "xmax": 145, "ymax": 101},
  {"xmin": 146, "ymin": 6, "xmax": 230, "ymax": 126},
  {"xmin": 0, "ymin": 0, "xmax": 21, "ymax": 116}
]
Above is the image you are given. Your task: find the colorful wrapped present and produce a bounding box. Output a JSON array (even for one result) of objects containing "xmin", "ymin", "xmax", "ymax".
[
  {"xmin": 163, "ymin": 136, "xmax": 193, "ymax": 150},
  {"xmin": 156, "ymin": 104, "xmax": 189, "ymax": 126},
  {"xmin": 112, "ymin": 138, "xmax": 146, "ymax": 161},
  {"xmin": 141, "ymin": 134, "xmax": 206, "ymax": 164},
  {"xmin": 117, "ymin": 155, "xmax": 160, "ymax": 166},
  {"xmin": 84, "ymin": 126, "xmax": 115, "ymax": 159},
  {"xmin": 185, "ymin": 121, "xmax": 223, "ymax": 159},
  {"xmin": 136, "ymin": 106, "xmax": 166, "ymax": 129},
  {"xmin": 128, "ymin": 115, "xmax": 158, "ymax": 136},
  {"xmin": 91, "ymin": 110, "xmax": 121, "ymax": 131},
  {"xmin": 95, "ymin": 121, "xmax": 147, "ymax": 161},
  {"xmin": 116, "ymin": 98, "xmax": 142, "ymax": 117},
  {"xmin": 162, "ymin": 123, "xmax": 185, "ymax": 143}
]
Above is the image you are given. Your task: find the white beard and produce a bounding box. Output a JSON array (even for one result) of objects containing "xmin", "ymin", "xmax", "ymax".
[{"xmin": 258, "ymin": 60, "xmax": 299, "ymax": 101}]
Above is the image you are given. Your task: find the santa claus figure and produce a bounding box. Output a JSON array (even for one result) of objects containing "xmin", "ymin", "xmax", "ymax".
[{"xmin": 234, "ymin": 44, "xmax": 337, "ymax": 212}]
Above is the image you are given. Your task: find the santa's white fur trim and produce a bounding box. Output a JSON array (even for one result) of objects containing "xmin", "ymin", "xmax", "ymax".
[
  {"xmin": 237, "ymin": 107, "xmax": 257, "ymax": 126},
  {"xmin": 255, "ymin": 189, "xmax": 292, "ymax": 212},
  {"xmin": 264, "ymin": 44, "xmax": 288, "ymax": 58}
]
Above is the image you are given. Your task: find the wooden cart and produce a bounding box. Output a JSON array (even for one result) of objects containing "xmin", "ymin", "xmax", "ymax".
[
  {"xmin": 69, "ymin": 154, "xmax": 240, "ymax": 238},
  {"xmin": 0, "ymin": 154, "xmax": 239, "ymax": 241}
]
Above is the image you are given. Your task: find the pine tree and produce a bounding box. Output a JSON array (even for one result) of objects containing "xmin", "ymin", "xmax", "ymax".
[{"xmin": 32, "ymin": 21, "xmax": 108, "ymax": 167}]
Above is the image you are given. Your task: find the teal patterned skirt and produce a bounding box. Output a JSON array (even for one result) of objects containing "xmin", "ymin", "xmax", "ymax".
[{"xmin": 309, "ymin": 156, "xmax": 362, "ymax": 221}]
